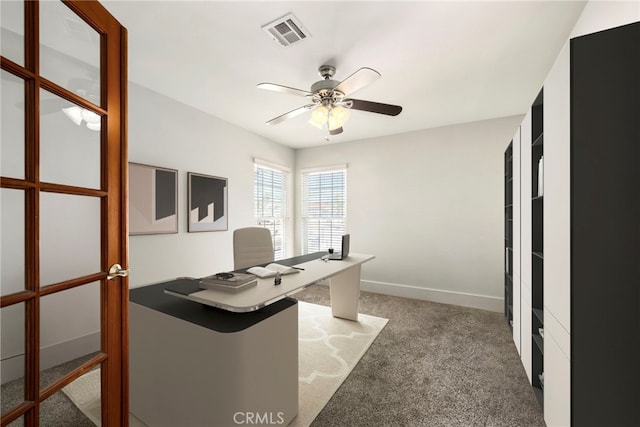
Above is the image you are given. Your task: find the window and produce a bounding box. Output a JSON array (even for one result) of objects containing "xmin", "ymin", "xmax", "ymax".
[
  {"xmin": 301, "ymin": 165, "xmax": 347, "ymax": 254},
  {"xmin": 254, "ymin": 160, "xmax": 290, "ymax": 260}
]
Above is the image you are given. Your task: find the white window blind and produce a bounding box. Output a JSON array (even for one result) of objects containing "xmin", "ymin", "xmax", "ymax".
[
  {"xmin": 254, "ymin": 160, "xmax": 290, "ymax": 260},
  {"xmin": 301, "ymin": 166, "xmax": 347, "ymax": 254}
]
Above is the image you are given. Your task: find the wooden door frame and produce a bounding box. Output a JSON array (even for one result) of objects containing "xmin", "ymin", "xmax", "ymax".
[
  {"xmin": 0, "ymin": 1, "xmax": 128, "ymax": 425},
  {"xmin": 89, "ymin": 0, "xmax": 129, "ymax": 422}
]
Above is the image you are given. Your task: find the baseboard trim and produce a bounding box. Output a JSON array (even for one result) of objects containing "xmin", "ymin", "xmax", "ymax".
[
  {"xmin": 1, "ymin": 331, "xmax": 99, "ymax": 385},
  {"xmin": 358, "ymin": 280, "xmax": 503, "ymax": 312}
]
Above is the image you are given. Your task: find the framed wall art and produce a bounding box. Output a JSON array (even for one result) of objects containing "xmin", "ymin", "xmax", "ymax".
[
  {"xmin": 188, "ymin": 172, "xmax": 228, "ymax": 232},
  {"xmin": 129, "ymin": 163, "xmax": 178, "ymax": 235}
]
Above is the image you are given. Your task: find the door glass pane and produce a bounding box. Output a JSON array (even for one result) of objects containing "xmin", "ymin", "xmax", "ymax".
[
  {"xmin": 1, "ymin": 189, "xmax": 25, "ymax": 294},
  {"xmin": 39, "ymin": 0, "xmax": 101, "ymax": 106},
  {"xmin": 0, "ymin": 0, "xmax": 24, "ymax": 66},
  {"xmin": 42, "ymin": 368, "xmax": 100, "ymax": 425},
  {"xmin": 39, "ymin": 282, "xmax": 101, "ymax": 391},
  {"xmin": 59, "ymin": 366, "xmax": 101, "ymax": 425},
  {"xmin": 1, "ymin": 70, "xmax": 25, "ymax": 180},
  {"xmin": 6, "ymin": 415, "xmax": 24, "ymax": 426},
  {"xmin": 40, "ymin": 88, "xmax": 101, "ymax": 189},
  {"xmin": 1, "ymin": 302, "xmax": 26, "ymax": 417},
  {"xmin": 40, "ymin": 193, "xmax": 101, "ymax": 286}
]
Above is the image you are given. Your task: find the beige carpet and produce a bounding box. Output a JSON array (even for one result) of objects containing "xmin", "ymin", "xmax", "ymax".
[{"xmin": 62, "ymin": 301, "xmax": 388, "ymax": 426}]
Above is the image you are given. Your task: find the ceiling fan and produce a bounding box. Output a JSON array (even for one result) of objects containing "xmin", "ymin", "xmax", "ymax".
[
  {"xmin": 38, "ymin": 78, "xmax": 99, "ymax": 112},
  {"xmin": 36, "ymin": 76, "xmax": 102, "ymax": 131},
  {"xmin": 257, "ymin": 65, "xmax": 402, "ymax": 136}
]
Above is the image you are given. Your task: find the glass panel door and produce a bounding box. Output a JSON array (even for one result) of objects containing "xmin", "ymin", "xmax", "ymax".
[{"xmin": 1, "ymin": 1, "xmax": 128, "ymax": 426}]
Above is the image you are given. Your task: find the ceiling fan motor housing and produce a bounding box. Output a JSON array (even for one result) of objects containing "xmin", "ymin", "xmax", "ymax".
[
  {"xmin": 310, "ymin": 78, "xmax": 338, "ymax": 93},
  {"xmin": 311, "ymin": 74, "xmax": 344, "ymax": 105}
]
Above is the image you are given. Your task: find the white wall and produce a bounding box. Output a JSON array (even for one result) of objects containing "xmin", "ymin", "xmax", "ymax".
[
  {"xmin": 296, "ymin": 116, "xmax": 523, "ymax": 311},
  {"xmin": 571, "ymin": 0, "xmax": 639, "ymax": 37},
  {"xmin": 128, "ymin": 83, "xmax": 295, "ymax": 287}
]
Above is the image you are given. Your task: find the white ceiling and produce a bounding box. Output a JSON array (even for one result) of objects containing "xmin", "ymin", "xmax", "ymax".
[{"xmin": 103, "ymin": 1, "xmax": 586, "ymax": 149}]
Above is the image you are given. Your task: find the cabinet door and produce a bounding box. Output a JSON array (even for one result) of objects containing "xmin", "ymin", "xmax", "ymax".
[
  {"xmin": 544, "ymin": 41, "xmax": 571, "ymax": 336},
  {"xmin": 544, "ymin": 323, "xmax": 570, "ymax": 427},
  {"xmin": 543, "ymin": 37, "xmax": 572, "ymax": 426},
  {"xmin": 519, "ymin": 110, "xmax": 533, "ymax": 383}
]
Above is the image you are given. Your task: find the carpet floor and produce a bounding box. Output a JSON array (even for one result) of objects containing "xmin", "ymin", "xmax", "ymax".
[
  {"xmin": 295, "ymin": 285, "xmax": 545, "ymax": 427},
  {"xmin": 1, "ymin": 353, "xmax": 97, "ymax": 427}
]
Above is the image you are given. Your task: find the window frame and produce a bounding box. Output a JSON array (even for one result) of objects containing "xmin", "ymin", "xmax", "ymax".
[
  {"xmin": 253, "ymin": 158, "xmax": 291, "ymax": 260},
  {"xmin": 300, "ymin": 164, "xmax": 348, "ymax": 255}
]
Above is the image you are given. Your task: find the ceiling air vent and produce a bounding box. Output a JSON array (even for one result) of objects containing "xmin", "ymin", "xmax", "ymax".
[{"xmin": 262, "ymin": 13, "xmax": 310, "ymax": 47}]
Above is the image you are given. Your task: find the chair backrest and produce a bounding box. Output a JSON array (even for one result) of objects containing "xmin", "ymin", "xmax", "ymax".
[{"xmin": 233, "ymin": 227, "xmax": 274, "ymax": 270}]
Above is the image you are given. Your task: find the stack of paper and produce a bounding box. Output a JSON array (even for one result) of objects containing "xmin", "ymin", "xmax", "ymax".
[
  {"xmin": 199, "ymin": 272, "xmax": 257, "ymax": 292},
  {"xmin": 247, "ymin": 263, "xmax": 301, "ymax": 278}
]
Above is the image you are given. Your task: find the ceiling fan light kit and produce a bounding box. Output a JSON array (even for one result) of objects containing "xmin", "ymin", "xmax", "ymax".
[
  {"xmin": 62, "ymin": 106, "xmax": 83, "ymax": 126},
  {"xmin": 258, "ymin": 64, "xmax": 402, "ymax": 140},
  {"xmin": 327, "ymin": 106, "xmax": 349, "ymax": 130},
  {"xmin": 308, "ymin": 105, "xmax": 350, "ymax": 131},
  {"xmin": 62, "ymin": 105, "xmax": 101, "ymax": 131},
  {"xmin": 53, "ymin": 76, "xmax": 102, "ymax": 131},
  {"xmin": 308, "ymin": 106, "xmax": 328, "ymax": 128}
]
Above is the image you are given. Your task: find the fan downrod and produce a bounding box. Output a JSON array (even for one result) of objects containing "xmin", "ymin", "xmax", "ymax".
[{"xmin": 318, "ymin": 65, "xmax": 336, "ymax": 80}]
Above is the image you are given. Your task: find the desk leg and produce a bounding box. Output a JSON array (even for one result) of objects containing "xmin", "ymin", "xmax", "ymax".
[{"xmin": 329, "ymin": 264, "xmax": 361, "ymax": 321}]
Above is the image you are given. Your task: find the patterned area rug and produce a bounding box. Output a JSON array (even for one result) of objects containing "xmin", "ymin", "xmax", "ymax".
[
  {"xmin": 292, "ymin": 302, "xmax": 388, "ymax": 426},
  {"xmin": 63, "ymin": 301, "xmax": 388, "ymax": 426}
]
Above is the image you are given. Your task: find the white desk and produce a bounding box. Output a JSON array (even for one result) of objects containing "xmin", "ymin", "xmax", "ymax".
[
  {"xmin": 165, "ymin": 253, "xmax": 374, "ymax": 321},
  {"xmin": 130, "ymin": 253, "xmax": 374, "ymax": 426},
  {"xmin": 129, "ymin": 291, "xmax": 298, "ymax": 427}
]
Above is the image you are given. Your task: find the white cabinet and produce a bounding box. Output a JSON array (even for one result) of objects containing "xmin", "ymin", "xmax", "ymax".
[
  {"xmin": 518, "ymin": 109, "xmax": 533, "ymax": 384},
  {"xmin": 542, "ymin": 38, "xmax": 572, "ymax": 426},
  {"xmin": 509, "ymin": 14, "xmax": 639, "ymax": 425},
  {"xmin": 543, "ymin": 41, "xmax": 571, "ymax": 336},
  {"xmin": 544, "ymin": 317, "xmax": 570, "ymax": 427}
]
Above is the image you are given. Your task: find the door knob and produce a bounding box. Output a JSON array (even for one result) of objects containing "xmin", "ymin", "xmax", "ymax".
[{"xmin": 107, "ymin": 263, "xmax": 130, "ymax": 280}]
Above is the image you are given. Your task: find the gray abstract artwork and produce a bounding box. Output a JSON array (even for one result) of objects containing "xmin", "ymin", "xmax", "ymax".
[{"xmin": 188, "ymin": 173, "xmax": 228, "ymax": 232}]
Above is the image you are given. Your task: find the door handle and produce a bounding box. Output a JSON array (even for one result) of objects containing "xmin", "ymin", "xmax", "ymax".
[{"xmin": 107, "ymin": 263, "xmax": 130, "ymax": 280}]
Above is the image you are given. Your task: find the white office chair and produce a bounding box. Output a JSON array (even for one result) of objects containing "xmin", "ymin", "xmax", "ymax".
[{"xmin": 233, "ymin": 227, "xmax": 274, "ymax": 270}]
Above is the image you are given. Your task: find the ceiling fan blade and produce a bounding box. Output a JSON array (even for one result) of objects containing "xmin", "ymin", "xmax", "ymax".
[
  {"xmin": 344, "ymin": 98, "xmax": 402, "ymax": 116},
  {"xmin": 329, "ymin": 127, "xmax": 343, "ymax": 135},
  {"xmin": 334, "ymin": 67, "xmax": 381, "ymax": 96},
  {"xmin": 265, "ymin": 104, "xmax": 316, "ymax": 126},
  {"xmin": 257, "ymin": 83, "xmax": 312, "ymax": 97},
  {"xmin": 68, "ymin": 77, "xmax": 98, "ymax": 92},
  {"xmin": 21, "ymin": 99, "xmax": 71, "ymax": 114}
]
